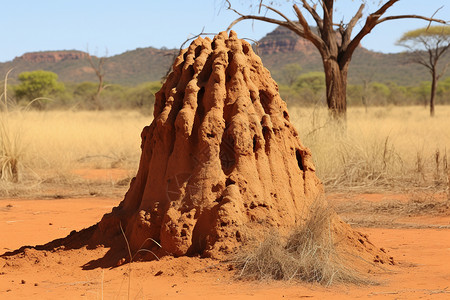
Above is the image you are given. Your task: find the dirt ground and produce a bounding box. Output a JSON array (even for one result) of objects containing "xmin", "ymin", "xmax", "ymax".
[{"xmin": 1, "ymin": 172, "xmax": 450, "ymax": 299}]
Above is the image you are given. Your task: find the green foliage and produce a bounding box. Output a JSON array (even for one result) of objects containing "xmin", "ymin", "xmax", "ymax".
[
  {"xmin": 14, "ymin": 70, "xmax": 65, "ymax": 102},
  {"xmin": 125, "ymin": 81, "xmax": 161, "ymax": 110},
  {"xmin": 346, "ymin": 84, "xmax": 363, "ymax": 106},
  {"xmin": 73, "ymin": 82, "xmax": 98, "ymax": 98},
  {"xmin": 278, "ymin": 63, "xmax": 303, "ymax": 86},
  {"xmin": 65, "ymin": 80, "xmax": 162, "ymax": 111},
  {"xmin": 399, "ymin": 26, "xmax": 450, "ymax": 43},
  {"xmin": 294, "ymin": 72, "xmax": 325, "ymax": 93}
]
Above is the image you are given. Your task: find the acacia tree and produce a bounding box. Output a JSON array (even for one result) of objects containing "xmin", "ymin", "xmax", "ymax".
[
  {"xmin": 226, "ymin": 0, "xmax": 447, "ymax": 121},
  {"xmin": 397, "ymin": 26, "xmax": 450, "ymax": 117}
]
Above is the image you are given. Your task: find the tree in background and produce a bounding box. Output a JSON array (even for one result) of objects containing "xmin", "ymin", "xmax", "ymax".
[
  {"xmin": 398, "ymin": 26, "xmax": 450, "ymax": 117},
  {"xmin": 86, "ymin": 52, "xmax": 108, "ymax": 110},
  {"xmin": 280, "ymin": 63, "xmax": 302, "ymax": 86},
  {"xmin": 15, "ymin": 70, "xmax": 65, "ymax": 108},
  {"xmin": 227, "ymin": 0, "xmax": 447, "ymax": 122},
  {"xmin": 126, "ymin": 81, "xmax": 161, "ymax": 110}
]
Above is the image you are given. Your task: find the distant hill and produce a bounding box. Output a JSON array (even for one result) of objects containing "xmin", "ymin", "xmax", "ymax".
[
  {"xmin": 256, "ymin": 26, "xmax": 438, "ymax": 86},
  {"xmin": 1, "ymin": 26, "xmax": 447, "ymax": 86},
  {"xmin": 0, "ymin": 48, "xmax": 177, "ymax": 85}
]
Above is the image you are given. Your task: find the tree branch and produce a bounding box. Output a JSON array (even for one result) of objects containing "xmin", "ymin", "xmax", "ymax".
[
  {"xmin": 228, "ymin": 15, "xmax": 290, "ymax": 33},
  {"xmin": 226, "ymin": 0, "xmax": 304, "ymax": 36},
  {"xmin": 226, "ymin": 1, "xmax": 326, "ymax": 56},
  {"xmin": 293, "ymin": 4, "xmax": 326, "ymax": 53},
  {"xmin": 377, "ymin": 14, "xmax": 447, "ymax": 25},
  {"xmin": 341, "ymin": 4, "xmax": 365, "ymax": 51},
  {"xmin": 341, "ymin": 0, "xmax": 447, "ymax": 68},
  {"xmin": 370, "ymin": 0, "xmax": 399, "ymax": 19},
  {"xmin": 300, "ymin": 0, "xmax": 323, "ymax": 31}
]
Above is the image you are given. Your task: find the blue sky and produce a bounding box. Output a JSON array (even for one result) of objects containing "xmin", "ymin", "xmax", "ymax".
[{"xmin": 1, "ymin": 0, "xmax": 449, "ymax": 62}]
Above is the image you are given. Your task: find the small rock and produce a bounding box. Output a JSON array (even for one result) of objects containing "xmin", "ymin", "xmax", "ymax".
[
  {"xmin": 154, "ymin": 270, "xmax": 163, "ymax": 276},
  {"xmin": 21, "ymin": 279, "xmax": 26, "ymax": 284},
  {"xmin": 116, "ymin": 258, "xmax": 126, "ymax": 267}
]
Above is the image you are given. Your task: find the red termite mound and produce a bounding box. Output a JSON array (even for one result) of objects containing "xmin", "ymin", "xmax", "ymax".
[
  {"xmin": 88, "ymin": 31, "xmax": 387, "ymax": 263},
  {"xmin": 96, "ymin": 32, "xmax": 322, "ymax": 256},
  {"xmin": 2, "ymin": 31, "xmax": 389, "ymax": 267},
  {"xmin": 93, "ymin": 30, "xmax": 325, "ymax": 258}
]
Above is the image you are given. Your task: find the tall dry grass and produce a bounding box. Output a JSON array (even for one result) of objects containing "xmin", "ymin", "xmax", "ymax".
[
  {"xmin": 0, "ymin": 110, "xmax": 150, "ymax": 194},
  {"xmin": 0, "ymin": 105, "xmax": 449, "ymax": 194},
  {"xmin": 290, "ymin": 105, "xmax": 450, "ymax": 191}
]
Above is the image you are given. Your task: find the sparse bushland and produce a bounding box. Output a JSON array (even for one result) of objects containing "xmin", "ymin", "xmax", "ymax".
[
  {"xmin": 2, "ymin": 69, "xmax": 450, "ymax": 195},
  {"xmin": 278, "ymin": 74, "xmax": 450, "ymax": 108},
  {"xmin": 53, "ymin": 80, "xmax": 161, "ymax": 111}
]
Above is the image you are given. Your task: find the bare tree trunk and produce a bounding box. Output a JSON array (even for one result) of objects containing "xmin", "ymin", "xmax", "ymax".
[
  {"xmin": 93, "ymin": 76, "xmax": 104, "ymax": 110},
  {"xmin": 430, "ymin": 70, "xmax": 437, "ymax": 117},
  {"xmin": 362, "ymin": 77, "xmax": 372, "ymax": 113},
  {"xmin": 86, "ymin": 53, "xmax": 106, "ymax": 110},
  {"xmin": 323, "ymin": 58, "xmax": 348, "ymax": 122}
]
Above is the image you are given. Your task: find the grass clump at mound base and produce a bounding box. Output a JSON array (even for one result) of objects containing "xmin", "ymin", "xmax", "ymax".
[{"xmin": 233, "ymin": 201, "xmax": 373, "ymax": 286}]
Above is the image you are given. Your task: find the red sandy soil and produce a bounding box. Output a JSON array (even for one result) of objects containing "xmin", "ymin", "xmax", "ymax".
[{"xmin": 1, "ymin": 193, "xmax": 450, "ymax": 299}]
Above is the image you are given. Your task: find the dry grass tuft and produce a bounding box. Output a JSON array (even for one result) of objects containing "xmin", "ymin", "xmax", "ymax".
[
  {"xmin": 0, "ymin": 114, "xmax": 23, "ymax": 182},
  {"xmin": 233, "ymin": 201, "xmax": 371, "ymax": 286}
]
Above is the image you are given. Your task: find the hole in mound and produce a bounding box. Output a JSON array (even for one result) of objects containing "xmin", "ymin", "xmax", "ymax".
[
  {"xmin": 227, "ymin": 50, "xmax": 234, "ymax": 63},
  {"xmin": 252, "ymin": 135, "xmax": 258, "ymax": 152},
  {"xmin": 212, "ymin": 184, "xmax": 221, "ymax": 192},
  {"xmin": 220, "ymin": 134, "xmax": 236, "ymax": 175},
  {"xmin": 259, "ymin": 90, "xmax": 271, "ymax": 115},
  {"xmin": 296, "ymin": 149, "xmax": 304, "ymax": 171},
  {"xmin": 242, "ymin": 43, "xmax": 250, "ymax": 54},
  {"xmin": 194, "ymin": 45, "xmax": 202, "ymax": 58},
  {"xmin": 236, "ymin": 231, "xmax": 242, "ymax": 242},
  {"xmin": 196, "ymin": 87, "xmax": 205, "ymax": 120},
  {"xmin": 283, "ymin": 111, "xmax": 289, "ymax": 120},
  {"xmin": 198, "ymin": 55, "xmax": 213, "ymax": 83},
  {"xmin": 225, "ymin": 178, "xmax": 236, "ymax": 186},
  {"xmin": 185, "ymin": 64, "xmax": 195, "ymax": 78}
]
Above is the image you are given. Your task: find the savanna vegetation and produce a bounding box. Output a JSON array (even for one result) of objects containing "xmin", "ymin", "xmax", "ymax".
[
  {"xmin": 1, "ymin": 50, "xmax": 449, "ymax": 197},
  {"xmin": 1, "ymin": 68, "xmax": 449, "ymax": 197}
]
